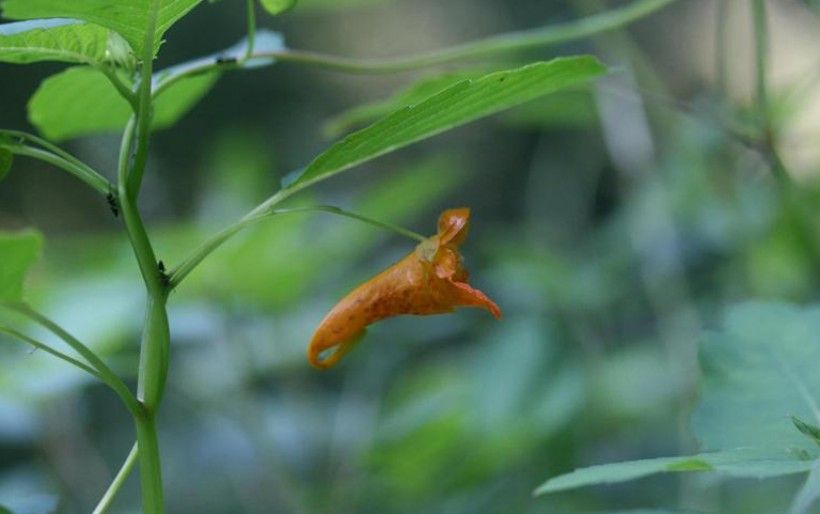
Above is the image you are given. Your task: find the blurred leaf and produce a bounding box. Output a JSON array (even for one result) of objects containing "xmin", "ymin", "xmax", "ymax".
[
  {"xmin": 0, "ymin": 148, "xmax": 11, "ymax": 182},
  {"xmin": 790, "ymin": 467, "xmax": 820, "ymax": 514},
  {"xmin": 0, "ymin": 18, "xmax": 109, "ymax": 64},
  {"xmin": 259, "ymin": 0, "xmax": 296, "ymax": 15},
  {"xmin": 28, "ymin": 66, "xmax": 217, "ymax": 140},
  {"xmin": 692, "ymin": 302, "xmax": 820, "ymax": 452},
  {"xmin": 535, "ymin": 448, "xmax": 814, "ymax": 495},
  {"xmin": 0, "ymin": 0, "xmax": 202, "ymax": 56},
  {"xmin": 538, "ymin": 301, "xmax": 820, "ymax": 495},
  {"xmin": 287, "ymin": 56, "xmax": 606, "ymax": 188},
  {"xmin": 0, "ymin": 230, "xmax": 42, "ymax": 302},
  {"xmin": 323, "ymin": 70, "xmax": 485, "ymax": 138}
]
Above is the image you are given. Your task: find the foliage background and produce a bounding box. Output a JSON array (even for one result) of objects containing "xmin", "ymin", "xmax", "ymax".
[{"xmin": 2, "ymin": 0, "xmax": 820, "ymax": 513}]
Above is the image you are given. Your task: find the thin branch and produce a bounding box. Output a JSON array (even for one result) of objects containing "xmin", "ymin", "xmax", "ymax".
[
  {"xmin": 6, "ymin": 303, "xmax": 142, "ymax": 417},
  {"xmin": 92, "ymin": 442, "xmax": 139, "ymax": 514},
  {"xmin": 244, "ymin": 0, "xmax": 256, "ymax": 62},
  {"xmin": 0, "ymin": 135, "xmax": 111, "ymax": 195},
  {"xmin": 751, "ymin": 0, "xmax": 788, "ymax": 181},
  {"xmin": 154, "ymin": 0, "xmax": 678, "ymax": 94},
  {"xmin": 96, "ymin": 65, "xmax": 138, "ymax": 110},
  {"xmin": 168, "ymin": 202, "xmax": 425, "ymax": 289},
  {"xmin": 0, "ymin": 325, "xmax": 103, "ymax": 379}
]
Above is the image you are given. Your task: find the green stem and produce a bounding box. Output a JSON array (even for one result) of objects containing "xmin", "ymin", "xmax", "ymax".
[
  {"xmin": 0, "ymin": 129, "xmax": 103, "ymax": 176},
  {"xmin": 0, "ymin": 142, "xmax": 111, "ymax": 195},
  {"xmin": 154, "ymin": 0, "xmax": 677, "ymax": 95},
  {"xmin": 135, "ymin": 415, "xmax": 163, "ymax": 514},
  {"xmin": 7, "ymin": 304, "xmax": 142, "ymax": 417},
  {"xmin": 0, "ymin": 325, "xmax": 102, "ymax": 379},
  {"xmin": 127, "ymin": 3, "xmax": 159, "ymax": 197},
  {"xmin": 716, "ymin": 0, "xmax": 729, "ymax": 99},
  {"xmin": 96, "ymin": 65, "xmax": 138, "ymax": 110},
  {"xmin": 751, "ymin": 0, "xmax": 788, "ymax": 180},
  {"xmin": 92, "ymin": 442, "xmax": 139, "ymax": 514},
  {"xmin": 244, "ymin": 0, "xmax": 256, "ymax": 61},
  {"xmin": 169, "ymin": 200, "xmax": 424, "ymax": 288},
  {"xmin": 117, "ymin": 4, "xmax": 169, "ymax": 513}
]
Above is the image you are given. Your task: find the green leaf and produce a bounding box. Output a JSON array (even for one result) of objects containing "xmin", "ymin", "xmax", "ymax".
[
  {"xmin": 287, "ymin": 56, "xmax": 606, "ymax": 189},
  {"xmin": 0, "ymin": 0, "xmax": 202, "ymax": 56},
  {"xmin": 0, "ymin": 18, "xmax": 110, "ymax": 64},
  {"xmin": 260, "ymin": 0, "xmax": 297, "ymax": 15},
  {"xmin": 692, "ymin": 302, "xmax": 820, "ymax": 453},
  {"xmin": 534, "ymin": 448, "xmax": 814, "ymax": 495},
  {"xmin": 323, "ymin": 70, "xmax": 485, "ymax": 138},
  {"xmin": 536, "ymin": 301, "xmax": 820, "ymax": 496},
  {"xmin": 0, "ymin": 230, "xmax": 43, "ymax": 302},
  {"xmin": 28, "ymin": 66, "xmax": 217, "ymax": 141},
  {"xmin": 0, "ymin": 148, "xmax": 12, "ymax": 182}
]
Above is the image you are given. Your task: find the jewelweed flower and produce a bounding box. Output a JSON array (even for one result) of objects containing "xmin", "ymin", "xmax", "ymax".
[{"xmin": 307, "ymin": 208, "xmax": 501, "ymax": 369}]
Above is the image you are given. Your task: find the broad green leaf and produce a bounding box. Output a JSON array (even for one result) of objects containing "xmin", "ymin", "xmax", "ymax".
[
  {"xmin": 28, "ymin": 66, "xmax": 217, "ymax": 141},
  {"xmin": 260, "ymin": 0, "xmax": 297, "ymax": 15},
  {"xmin": 534, "ymin": 448, "xmax": 814, "ymax": 495},
  {"xmin": 323, "ymin": 70, "xmax": 484, "ymax": 138},
  {"xmin": 0, "ymin": 148, "xmax": 11, "ymax": 182},
  {"xmin": 288, "ymin": 56, "xmax": 606, "ymax": 189},
  {"xmin": 692, "ymin": 302, "xmax": 820, "ymax": 453},
  {"xmin": 0, "ymin": 18, "xmax": 110, "ymax": 64},
  {"xmin": 1, "ymin": 0, "xmax": 202, "ymax": 56},
  {"xmin": 536, "ymin": 301, "xmax": 820, "ymax": 496},
  {"xmin": 0, "ymin": 230, "xmax": 42, "ymax": 302}
]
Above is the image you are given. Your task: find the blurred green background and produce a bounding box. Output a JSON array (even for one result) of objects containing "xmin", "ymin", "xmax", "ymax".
[{"xmin": 2, "ymin": 0, "xmax": 820, "ymax": 513}]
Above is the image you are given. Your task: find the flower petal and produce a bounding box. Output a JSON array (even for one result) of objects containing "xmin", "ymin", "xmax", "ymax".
[{"xmin": 306, "ymin": 208, "xmax": 500, "ymax": 369}]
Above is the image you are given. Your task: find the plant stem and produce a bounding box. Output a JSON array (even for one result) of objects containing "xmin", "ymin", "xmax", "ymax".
[
  {"xmin": 96, "ymin": 64, "xmax": 138, "ymax": 110},
  {"xmin": 244, "ymin": 0, "xmax": 256, "ymax": 61},
  {"xmin": 153, "ymin": 0, "xmax": 678, "ymax": 95},
  {"xmin": 7, "ymin": 304, "xmax": 142, "ymax": 417},
  {"xmin": 715, "ymin": 0, "xmax": 729, "ymax": 99},
  {"xmin": 92, "ymin": 442, "xmax": 139, "ymax": 514},
  {"xmin": 135, "ymin": 415, "xmax": 163, "ymax": 514},
  {"xmin": 0, "ymin": 142, "xmax": 111, "ymax": 195},
  {"xmin": 117, "ymin": 4, "xmax": 170, "ymax": 512},
  {"xmin": 0, "ymin": 325, "xmax": 103, "ymax": 379},
  {"xmin": 169, "ymin": 200, "xmax": 425, "ymax": 288},
  {"xmin": 751, "ymin": 0, "xmax": 788, "ymax": 181}
]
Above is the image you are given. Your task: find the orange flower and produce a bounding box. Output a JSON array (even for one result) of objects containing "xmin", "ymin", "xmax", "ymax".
[{"xmin": 307, "ymin": 208, "xmax": 501, "ymax": 369}]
